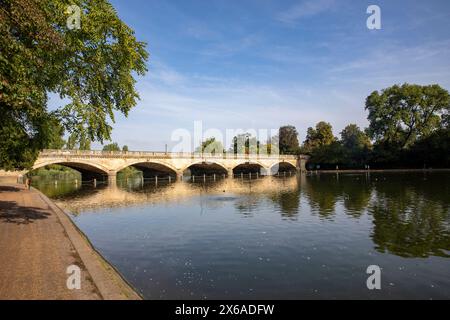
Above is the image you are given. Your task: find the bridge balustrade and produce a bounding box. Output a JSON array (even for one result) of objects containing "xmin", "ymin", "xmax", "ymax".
[{"xmin": 39, "ymin": 149, "xmax": 302, "ymax": 160}]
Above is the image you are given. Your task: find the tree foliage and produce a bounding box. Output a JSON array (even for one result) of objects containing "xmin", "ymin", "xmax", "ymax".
[
  {"xmin": 196, "ymin": 137, "xmax": 224, "ymax": 154},
  {"xmin": 303, "ymin": 121, "xmax": 336, "ymax": 153},
  {"xmin": 0, "ymin": 0, "xmax": 148, "ymax": 169},
  {"xmin": 365, "ymin": 84, "xmax": 449, "ymax": 148},
  {"xmin": 340, "ymin": 124, "xmax": 371, "ymax": 151},
  {"xmin": 66, "ymin": 131, "xmax": 91, "ymax": 150},
  {"xmin": 102, "ymin": 142, "xmax": 120, "ymax": 152},
  {"xmin": 339, "ymin": 124, "xmax": 371, "ymax": 166},
  {"xmin": 278, "ymin": 125, "xmax": 300, "ymax": 155},
  {"xmin": 306, "ymin": 84, "xmax": 450, "ymax": 169},
  {"xmin": 47, "ymin": 121, "xmax": 66, "ymax": 149},
  {"xmin": 229, "ymin": 134, "xmax": 260, "ymax": 155}
]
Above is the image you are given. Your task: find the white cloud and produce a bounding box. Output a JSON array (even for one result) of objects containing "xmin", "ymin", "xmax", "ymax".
[
  {"xmin": 327, "ymin": 40, "xmax": 450, "ymax": 90},
  {"xmin": 148, "ymin": 60, "xmax": 186, "ymax": 85},
  {"xmin": 277, "ymin": 0, "xmax": 336, "ymax": 24}
]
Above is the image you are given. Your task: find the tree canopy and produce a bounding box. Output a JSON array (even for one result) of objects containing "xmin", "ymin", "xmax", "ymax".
[
  {"xmin": 303, "ymin": 121, "xmax": 336, "ymax": 153},
  {"xmin": 340, "ymin": 124, "xmax": 371, "ymax": 151},
  {"xmin": 196, "ymin": 137, "xmax": 224, "ymax": 154},
  {"xmin": 102, "ymin": 142, "xmax": 121, "ymax": 152},
  {"xmin": 306, "ymin": 84, "xmax": 450, "ymax": 169},
  {"xmin": 229, "ymin": 133, "xmax": 260, "ymax": 155},
  {"xmin": 278, "ymin": 125, "xmax": 300, "ymax": 155},
  {"xmin": 365, "ymin": 84, "xmax": 449, "ymax": 148},
  {"xmin": 0, "ymin": 0, "xmax": 148, "ymax": 170}
]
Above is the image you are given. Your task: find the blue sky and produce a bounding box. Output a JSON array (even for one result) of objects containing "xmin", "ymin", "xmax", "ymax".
[{"xmin": 77, "ymin": 0, "xmax": 450, "ymax": 150}]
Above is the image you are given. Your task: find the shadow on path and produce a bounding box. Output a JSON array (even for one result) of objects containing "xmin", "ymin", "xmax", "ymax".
[
  {"xmin": 0, "ymin": 200, "xmax": 50, "ymax": 225},
  {"xmin": 0, "ymin": 185, "xmax": 22, "ymax": 193}
]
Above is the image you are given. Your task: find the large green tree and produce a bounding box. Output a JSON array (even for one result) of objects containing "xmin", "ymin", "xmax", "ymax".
[
  {"xmin": 303, "ymin": 121, "xmax": 336, "ymax": 153},
  {"xmin": 365, "ymin": 84, "xmax": 450, "ymax": 148},
  {"xmin": 0, "ymin": 0, "xmax": 148, "ymax": 170},
  {"xmin": 339, "ymin": 124, "xmax": 371, "ymax": 166},
  {"xmin": 278, "ymin": 125, "xmax": 300, "ymax": 155},
  {"xmin": 340, "ymin": 124, "xmax": 371, "ymax": 151}
]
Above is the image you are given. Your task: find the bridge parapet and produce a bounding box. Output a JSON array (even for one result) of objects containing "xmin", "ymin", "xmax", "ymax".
[{"xmin": 39, "ymin": 149, "xmax": 306, "ymax": 161}]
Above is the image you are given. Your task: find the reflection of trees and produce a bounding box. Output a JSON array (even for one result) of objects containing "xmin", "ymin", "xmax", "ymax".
[
  {"xmin": 119, "ymin": 177, "xmax": 173, "ymax": 194},
  {"xmin": 234, "ymin": 195, "xmax": 263, "ymax": 216},
  {"xmin": 34, "ymin": 180, "xmax": 82, "ymax": 198},
  {"xmin": 303, "ymin": 175, "xmax": 341, "ymax": 218},
  {"xmin": 340, "ymin": 176, "xmax": 372, "ymax": 217},
  {"xmin": 303, "ymin": 174, "xmax": 372, "ymax": 218},
  {"xmin": 369, "ymin": 173, "xmax": 450, "ymax": 258},
  {"xmin": 232, "ymin": 177, "xmax": 301, "ymax": 218},
  {"xmin": 41, "ymin": 171, "xmax": 450, "ymax": 259},
  {"xmin": 269, "ymin": 190, "xmax": 300, "ymax": 219}
]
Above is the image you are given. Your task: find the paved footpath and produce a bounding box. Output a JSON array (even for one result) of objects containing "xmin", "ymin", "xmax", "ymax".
[{"xmin": 0, "ymin": 183, "xmax": 141, "ymax": 300}]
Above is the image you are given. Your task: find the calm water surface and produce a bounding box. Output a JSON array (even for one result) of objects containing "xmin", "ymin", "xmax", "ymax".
[{"xmin": 35, "ymin": 172, "xmax": 450, "ymax": 299}]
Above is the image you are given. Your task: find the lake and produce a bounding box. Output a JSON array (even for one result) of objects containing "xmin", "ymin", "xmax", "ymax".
[{"xmin": 34, "ymin": 172, "xmax": 450, "ymax": 299}]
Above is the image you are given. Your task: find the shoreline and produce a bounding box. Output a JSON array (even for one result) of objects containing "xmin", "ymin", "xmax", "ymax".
[
  {"xmin": 304, "ymin": 168, "xmax": 450, "ymax": 174},
  {"xmin": 0, "ymin": 183, "xmax": 142, "ymax": 300},
  {"xmin": 36, "ymin": 188, "xmax": 143, "ymax": 300}
]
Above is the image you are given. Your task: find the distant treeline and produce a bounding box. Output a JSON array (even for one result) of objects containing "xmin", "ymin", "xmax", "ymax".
[
  {"xmin": 276, "ymin": 84, "xmax": 450, "ymax": 169},
  {"xmin": 196, "ymin": 84, "xmax": 449, "ymax": 169}
]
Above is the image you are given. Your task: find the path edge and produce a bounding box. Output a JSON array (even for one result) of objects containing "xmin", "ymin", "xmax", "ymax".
[{"xmin": 35, "ymin": 187, "xmax": 143, "ymax": 300}]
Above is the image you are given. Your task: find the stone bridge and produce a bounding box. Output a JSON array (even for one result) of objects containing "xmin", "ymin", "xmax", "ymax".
[{"xmin": 32, "ymin": 150, "xmax": 308, "ymax": 183}]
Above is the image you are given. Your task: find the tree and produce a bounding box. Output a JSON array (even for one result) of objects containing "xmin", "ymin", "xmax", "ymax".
[
  {"xmin": 229, "ymin": 134, "xmax": 260, "ymax": 155},
  {"xmin": 308, "ymin": 141, "xmax": 346, "ymax": 168},
  {"xmin": 0, "ymin": 0, "xmax": 148, "ymax": 170},
  {"xmin": 258, "ymin": 135, "xmax": 279, "ymax": 155},
  {"xmin": 47, "ymin": 120, "xmax": 66, "ymax": 150},
  {"xmin": 122, "ymin": 145, "xmax": 129, "ymax": 152},
  {"xmin": 66, "ymin": 133, "xmax": 77, "ymax": 150},
  {"xmin": 278, "ymin": 125, "xmax": 300, "ymax": 155},
  {"xmin": 65, "ymin": 132, "xmax": 91, "ymax": 150},
  {"xmin": 196, "ymin": 137, "xmax": 224, "ymax": 154},
  {"xmin": 340, "ymin": 124, "xmax": 371, "ymax": 151},
  {"xmin": 79, "ymin": 136, "xmax": 91, "ymax": 151},
  {"xmin": 407, "ymin": 128, "xmax": 450, "ymax": 168},
  {"xmin": 365, "ymin": 84, "xmax": 450, "ymax": 148},
  {"xmin": 102, "ymin": 142, "xmax": 120, "ymax": 152},
  {"xmin": 303, "ymin": 121, "xmax": 336, "ymax": 153},
  {"xmin": 339, "ymin": 124, "xmax": 371, "ymax": 167}
]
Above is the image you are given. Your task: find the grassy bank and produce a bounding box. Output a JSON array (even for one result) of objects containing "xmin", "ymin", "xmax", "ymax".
[{"xmin": 29, "ymin": 165, "xmax": 81, "ymax": 180}]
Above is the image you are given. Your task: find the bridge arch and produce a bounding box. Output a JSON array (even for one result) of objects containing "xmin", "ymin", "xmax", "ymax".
[
  {"xmin": 232, "ymin": 161, "xmax": 268, "ymax": 175},
  {"xmin": 269, "ymin": 161, "xmax": 297, "ymax": 175},
  {"xmin": 115, "ymin": 160, "xmax": 178, "ymax": 178},
  {"xmin": 32, "ymin": 160, "xmax": 110, "ymax": 180},
  {"xmin": 183, "ymin": 160, "xmax": 228, "ymax": 176}
]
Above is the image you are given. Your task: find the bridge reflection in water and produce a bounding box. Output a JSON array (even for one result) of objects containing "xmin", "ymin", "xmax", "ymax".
[
  {"xmin": 48, "ymin": 175, "xmax": 304, "ymax": 214},
  {"xmin": 32, "ymin": 171, "xmax": 450, "ymax": 300}
]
